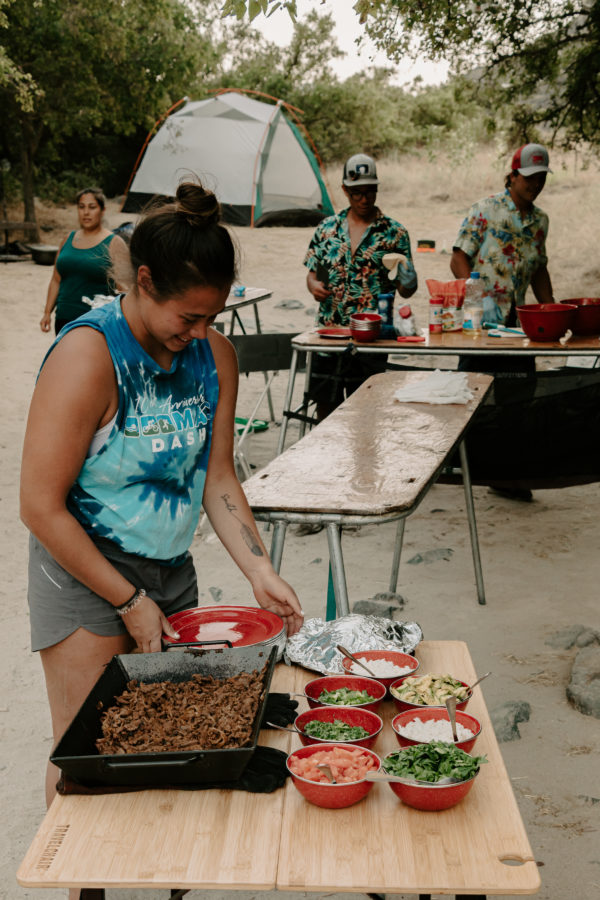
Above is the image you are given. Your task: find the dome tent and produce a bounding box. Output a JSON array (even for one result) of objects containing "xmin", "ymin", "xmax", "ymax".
[{"xmin": 122, "ymin": 90, "xmax": 334, "ymax": 227}]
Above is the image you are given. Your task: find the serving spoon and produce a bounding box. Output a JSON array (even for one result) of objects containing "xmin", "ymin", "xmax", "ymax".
[
  {"xmin": 445, "ymin": 696, "xmax": 459, "ymax": 742},
  {"xmin": 336, "ymin": 644, "xmax": 378, "ymax": 678},
  {"xmin": 365, "ymin": 771, "xmax": 460, "ymax": 786},
  {"xmin": 317, "ymin": 764, "xmax": 337, "ymax": 784},
  {"xmin": 466, "ymin": 671, "xmax": 492, "ymax": 693},
  {"xmin": 265, "ymin": 721, "xmax": 298, "ymax": 733}
]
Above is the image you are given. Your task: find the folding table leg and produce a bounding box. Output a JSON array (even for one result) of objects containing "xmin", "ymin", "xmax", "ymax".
[
  {"xmin": 389, "ymin": 517, "xmax": 406, "ymax": 592},
  {"xmin": 269, "ymin": 520, "xmax": 288, "ymax": 574},
  {"xmin": 326, "ymin": 523, "xmax": 350, "ymax": 617},
  {"xmin": 458, "ymin": 439, "xmax": 486, "ymax": 605},
  {"xmin": 277, "ymin": 349, "xmax": 301, "ymax": 455}
]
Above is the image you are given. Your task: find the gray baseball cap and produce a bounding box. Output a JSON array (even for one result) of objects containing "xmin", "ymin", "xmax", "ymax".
[{"xmin": 342, "ymin": 153, "xmax": 379, "ymax": 187}]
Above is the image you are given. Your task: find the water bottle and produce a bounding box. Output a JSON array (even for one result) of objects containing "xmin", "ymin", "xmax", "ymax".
[
  {"xmin": 377, "ymin": 291, "xmax": 397, "ymax": 338},
  {"xmin": 377, "ymin": 292, "xmax": 394, "ymax": 325},
  {"xmin": 462, "ymin": 272, "xmax": 484, "ymax": 334}
]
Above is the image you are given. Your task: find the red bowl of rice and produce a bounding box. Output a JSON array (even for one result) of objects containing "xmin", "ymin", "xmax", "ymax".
[{"xmin": 391, "ymin": 707, "xmax": 482, "ymax": 753}]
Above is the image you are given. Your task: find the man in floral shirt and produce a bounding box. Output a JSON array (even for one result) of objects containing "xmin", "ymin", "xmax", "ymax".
[
  {"xmin": 451, "ymin": 143, "xmax": 554, "ymax": 326},
  {"xmin": 451, "ymin": 144, "xmax": 555, "ymax": 503},
  {"xmin": 304, "ymin": 153, "xmax": 417, "ymax": 419}
]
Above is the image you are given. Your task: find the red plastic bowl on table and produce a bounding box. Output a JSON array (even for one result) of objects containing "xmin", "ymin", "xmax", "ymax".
[
  {"xmin": 286, "ymin": 742, "xmax": 381, "ymax": 808},
  {"xmin": 559, "ymin": 298, "xmax": 600, "ymax": 336},
  {"xmin": 516, "ymin": 302, "xmax": 576, "ymax": 342},
  {"xmin": 303, "ymin": 674, "xmax": 386, "ymax": 713},
  {"xmin": 341, "ymin": 649, "xmax": 419, "ymax": 692},
  {"xmin": 391, "ymin": 707, "xmax": 482, "ymax": 754},
  {"xmin": 294, "ymin": 705, "xmax": 383, "ymax": 749},
  {"xmin": 389, "ymin": 675, "xmax": 472, "ymax": 715}
]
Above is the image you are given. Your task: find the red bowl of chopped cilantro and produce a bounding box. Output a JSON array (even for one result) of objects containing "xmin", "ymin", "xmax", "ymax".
[
  {"xmin": 303, "ymin": 675, "xmax": 386, "ymax": 713},
  {"xmin": 295, "ymin": 705, "xmax": 383, "ymax": 748},
  {"xmin": 382, "ymin": 742, "xmax": 487, "ymax": 810}
]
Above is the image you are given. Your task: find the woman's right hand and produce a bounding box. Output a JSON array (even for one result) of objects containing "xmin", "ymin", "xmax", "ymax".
[
  {"xmin": 40, "ymin": 313, "xmax": 52, "ymax": 332},
  {"xmin": 121, "ymin": 594, "xmax": 180, "ymax": 653}
]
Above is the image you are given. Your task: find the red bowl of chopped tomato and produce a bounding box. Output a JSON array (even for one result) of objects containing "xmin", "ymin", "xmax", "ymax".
[{"xmin": 286, "ymin": 743, "xmax": 381, "ymax": 808}]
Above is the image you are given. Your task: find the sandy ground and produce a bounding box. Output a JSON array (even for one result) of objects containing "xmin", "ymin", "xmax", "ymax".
[{"xmin": 1, "ymin": 166, "xmax": 599, "ymax": 900}]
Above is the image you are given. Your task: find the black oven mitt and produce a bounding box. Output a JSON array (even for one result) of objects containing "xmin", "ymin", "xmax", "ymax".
[{"xmin": 261, "ymin": 692, "xmax": 299, "ymax": 728}]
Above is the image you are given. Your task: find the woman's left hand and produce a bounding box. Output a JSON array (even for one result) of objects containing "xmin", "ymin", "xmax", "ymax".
[{"xmin": 251, "ymin": 570, "xmax": 304, "ymax": 636}]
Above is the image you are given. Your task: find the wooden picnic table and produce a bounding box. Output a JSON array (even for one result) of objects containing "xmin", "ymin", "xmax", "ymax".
[
  {"xmin": 17, "ymin": 640, "xmax": 540, "ymax": 897},
  {"xmin": 244, "ymin": 371, "xmax": 493, "ymax": 611}
]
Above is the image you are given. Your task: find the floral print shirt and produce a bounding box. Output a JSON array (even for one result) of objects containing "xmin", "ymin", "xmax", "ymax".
[
  {"xmin": 304, "ymin": 208, "xmax": 417, "ymax": 326},
  {"xmin": 453, "ymin": 188, "xmax": 549, "ymax": 323}
]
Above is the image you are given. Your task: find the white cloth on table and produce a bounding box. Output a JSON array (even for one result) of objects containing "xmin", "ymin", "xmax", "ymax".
[{"xmin": 393, "ymin": 370, "xmax": 473, "ymax": 404}]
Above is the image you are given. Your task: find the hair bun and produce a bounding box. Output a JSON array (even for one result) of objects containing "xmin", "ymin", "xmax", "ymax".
[{"xmin": 175, "ymin": 181, "xmax": 220, "ymax": 227}]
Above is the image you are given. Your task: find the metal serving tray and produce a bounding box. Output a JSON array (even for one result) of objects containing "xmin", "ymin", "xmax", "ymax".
[{"xmin": 51, "ymin": 645, "xmax": 277, "ymax": 788}]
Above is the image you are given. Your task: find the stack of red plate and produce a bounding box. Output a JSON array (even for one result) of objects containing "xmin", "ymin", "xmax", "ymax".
[{"xmin": 163, "ymin": 606, "xmax": 286, "ymax": 657}]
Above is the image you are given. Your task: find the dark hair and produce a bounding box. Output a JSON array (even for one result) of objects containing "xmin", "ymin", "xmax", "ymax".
[
  {"xmin": 128, "ymin": 181, "xmax": 237, "ymax": 299},
  {"xmin": 76, "ymin": 187, "xmax": 106, "ymax": 210}
]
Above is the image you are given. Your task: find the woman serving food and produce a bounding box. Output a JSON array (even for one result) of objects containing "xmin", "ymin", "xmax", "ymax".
[{"xmin": 21, "ymin": 181, "xmax": 303, "ymax": 889}]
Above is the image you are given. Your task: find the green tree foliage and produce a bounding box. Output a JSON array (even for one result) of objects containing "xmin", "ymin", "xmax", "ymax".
[
  {"xmin": 223, "ymin": 0, "xmax": 600, "ymax": 149},
  {"xmin": 0, "ymin": 0, "xmax": 211, "ymax": 219},
  {"xmin": 213, "ymin": 9, "xmax": 492, "ymax": 163}
]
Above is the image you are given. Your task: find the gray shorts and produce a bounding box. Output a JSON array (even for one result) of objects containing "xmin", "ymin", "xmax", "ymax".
[{"xmin": 28, "ymin": 535, "xmax": 198, "ymax": 651}]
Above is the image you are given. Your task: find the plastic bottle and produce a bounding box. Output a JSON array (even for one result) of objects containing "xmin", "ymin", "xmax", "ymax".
[
  {"xmin": 462, "ymin": 272, "xmax": 484, "ymax": 334},
  {"xmin": 395, "ymin": 304, "xmax": 417, "ymax": 336},
  {"xmin": 377, "ymin": 292, "xmax": 398, "ymax": 338},
  {"xmin": 429, "ymin": 295, "xmax": 443, "ymax": 333},
  {"xmin": 377, "ymin": 292, "xmax": 394, "ymax": 325}
]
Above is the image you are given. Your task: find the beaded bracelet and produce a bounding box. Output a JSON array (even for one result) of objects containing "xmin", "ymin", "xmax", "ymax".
[{"xmin": 114, "ymin": 588, "xmax": 147, "ymax": 617}]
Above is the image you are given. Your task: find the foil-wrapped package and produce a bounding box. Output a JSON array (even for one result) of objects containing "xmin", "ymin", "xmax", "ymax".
[{"xmin": 284, "ymin": 614, "xmax": 423, "ymax": 674}]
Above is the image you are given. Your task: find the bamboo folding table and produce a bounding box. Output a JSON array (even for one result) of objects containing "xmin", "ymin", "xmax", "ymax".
[{"xmin": 17, "ymin": 640, "xmax": 541, "ymax": 898}]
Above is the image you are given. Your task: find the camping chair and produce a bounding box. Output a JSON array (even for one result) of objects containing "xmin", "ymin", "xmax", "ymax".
[{"xmin": 229, "ymin": 333, "xmax": 306, "ymax": 479}]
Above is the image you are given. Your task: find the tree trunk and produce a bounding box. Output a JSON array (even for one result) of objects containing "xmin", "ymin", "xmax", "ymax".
[{"xmin": 20, "ymin": 120, "xmax": 39, "ymax": 242}]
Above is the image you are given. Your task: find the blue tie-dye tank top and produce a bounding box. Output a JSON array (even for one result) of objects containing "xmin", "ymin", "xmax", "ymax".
[{"xmin": 42, "ymin": 298, "xmax": 219, "ymax": 561}]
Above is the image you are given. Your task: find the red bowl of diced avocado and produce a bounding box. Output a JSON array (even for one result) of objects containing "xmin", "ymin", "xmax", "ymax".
[
  {"xmin": 303, "ymin": 675, "xmax": 386, "ymax": 712},
  {"xmin": 389, "ymin": 673, "xmax": 472, "ymax": 714},
  {"xmin": 287, "ymin": 742, "xmax": 381, "ymax": 808},
  {"xmin": 295, "ymin": 705, "xmax": 383, "ymax": 748}
]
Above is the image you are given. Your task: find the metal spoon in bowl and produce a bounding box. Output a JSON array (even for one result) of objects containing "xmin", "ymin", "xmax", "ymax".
[
  {"xmin": 265, "ymin": 721, "xmax": 298, "ymax": 734},
  {"xmin": 317, "ymin": 764, "xmax": 337, "ymax": 784},
  {"xmin": 365, "ymin": 771, "xmax": 460, "ymax": 786},
  {"xmin": 445, "ymin": 696, "xmax": 459, "ymax": 742},
  {"xmin": 336, "ymin": 644, "xmax": 378, "ymax": 678},
  {"xmin": 466, "ymin": 671, "xmax": 492, "ymax": 694}
]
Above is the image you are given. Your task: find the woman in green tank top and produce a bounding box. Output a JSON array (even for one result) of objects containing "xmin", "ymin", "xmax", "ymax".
[{"xmin": 40, "ymin": 187, "xmax": 128, "ymax": 334}]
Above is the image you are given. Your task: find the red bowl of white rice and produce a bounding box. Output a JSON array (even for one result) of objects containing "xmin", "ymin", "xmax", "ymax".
[
  {"xmin": 341, "ymin": 649, "xmax": 419, "ymax": 692},
  {"xmin": 391, "ymin": 707, "xmax": 482, "ymax": 753}
]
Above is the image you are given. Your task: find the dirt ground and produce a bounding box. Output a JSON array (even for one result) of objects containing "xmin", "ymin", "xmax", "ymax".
[{"xmin": 2, "ymin": 153, "xmax": 599, "ymax": 899}]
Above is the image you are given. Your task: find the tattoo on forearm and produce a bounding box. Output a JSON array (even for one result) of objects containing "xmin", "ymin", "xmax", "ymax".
[
  {"xmin": 221, "ymin": 493, "xmax": 264, "ymax": 557},
  {"xmin": 222, "ymin": 493, "xmax": 237, "ymax": 513},
  {"xmin": 240, "ymin": 524, "xmax": 264, "ymax": 557}
]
